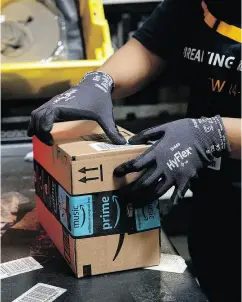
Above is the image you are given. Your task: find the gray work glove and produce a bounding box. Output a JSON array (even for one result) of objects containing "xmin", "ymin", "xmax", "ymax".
[
  {"xmin": 114, "ymin": 116, "xmax": 231, "ymax": 208},
  {"xmin": 27, "ymin": 71, "xmax": 126, "ymax": 145}
]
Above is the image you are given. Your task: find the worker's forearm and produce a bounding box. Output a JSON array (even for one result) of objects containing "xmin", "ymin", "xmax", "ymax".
[
  {"xmin": 98, "ymin": 38, "xmax": 165, "ymax": 99},
  {"xmin": 222, "ymin": 118, "xmax": 241, "ymax": 159}
]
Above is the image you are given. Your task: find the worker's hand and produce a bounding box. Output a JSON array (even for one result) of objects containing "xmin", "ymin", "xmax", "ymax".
[
  {"xmin": 114, "ymin": 116, "xmax": 230, "ymax": 207},
  {"xmin": 27, "ymin": 71, "xmax": 126, "ymax": 145}
]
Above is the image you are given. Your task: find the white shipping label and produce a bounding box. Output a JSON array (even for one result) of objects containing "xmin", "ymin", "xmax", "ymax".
[
  {"xmin": 12, "ymin": 283, "xmax": 67, "ymax": 302},
  {"xmin": 0, "ymin": 257, "xmax": 43, "ymax": 279},
  {"xmin": 89, "ymin": 142, "xmax": 145, "ymax": 152},
  {"xmin": 145, "ymin": 253, "xmax": 187, "ymax": 273}
]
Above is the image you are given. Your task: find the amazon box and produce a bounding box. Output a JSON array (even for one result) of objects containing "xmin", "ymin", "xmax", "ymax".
[{"xmin": 34, "ymin": 121, "xmax": 161, "ymax": 277}]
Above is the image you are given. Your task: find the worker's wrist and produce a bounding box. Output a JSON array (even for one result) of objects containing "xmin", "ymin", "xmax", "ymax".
[
  {"xmin": 191, "ymin": 115, "xmax": 231, "ymax": 157},
  {"xmin": 221, "ymin": 117, "xmax": 241, "ymax": 159},
  {"xmin": 97, "ymin": 68, "xmax": 119, "ymax": 94},
  {"xmin": 81, "ymin": 71, "xmax": 115, "ymax": 93}
]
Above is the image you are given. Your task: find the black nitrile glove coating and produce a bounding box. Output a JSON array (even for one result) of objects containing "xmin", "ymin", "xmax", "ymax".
[
  {"xmin": 114, "ymin": 116, "xmax": 231, "ymax": 208},
  {"xmin": 27, "ymin": 71, "xmax": 126, "ymax": 145}
]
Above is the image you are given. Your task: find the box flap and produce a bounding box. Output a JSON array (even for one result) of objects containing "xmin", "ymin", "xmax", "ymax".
[{"xmin": 51, "ymin": 121, "xmax": 148, "ymax": 159}]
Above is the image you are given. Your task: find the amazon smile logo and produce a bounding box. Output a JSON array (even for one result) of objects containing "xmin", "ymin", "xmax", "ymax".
[{"xmin": 100, "ymin": 195, "xmax": 123, "ymax": 262}]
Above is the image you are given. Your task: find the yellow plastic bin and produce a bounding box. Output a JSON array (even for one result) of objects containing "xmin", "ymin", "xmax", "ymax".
[{"xmin": 1, "ymin": 0, "xmax": 114, "ymax": 100}]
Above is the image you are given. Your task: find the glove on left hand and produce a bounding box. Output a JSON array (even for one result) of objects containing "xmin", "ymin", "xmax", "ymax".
[{"xmin": 114, "ymin": 116, "xmax": 230, "ymax": 207}]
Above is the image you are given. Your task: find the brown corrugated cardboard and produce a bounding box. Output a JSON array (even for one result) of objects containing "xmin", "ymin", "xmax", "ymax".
[
  {"xmin": 37, "ymin": 195, "xmax": 160, "ymax": 278},
  {"xmin": 34, "ymin": 120, "xmax": 161, "ymax": 277}
]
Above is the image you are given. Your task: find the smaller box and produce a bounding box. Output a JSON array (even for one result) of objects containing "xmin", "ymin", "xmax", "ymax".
[{"xmin": 34, "ymin": 121, "xmax": 161, "ymax": 277}]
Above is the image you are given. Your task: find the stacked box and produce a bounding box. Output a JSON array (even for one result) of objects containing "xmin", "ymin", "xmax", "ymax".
[{"xmin": 33, "ymin": 120, "xmax": 161, "ymax": 278}]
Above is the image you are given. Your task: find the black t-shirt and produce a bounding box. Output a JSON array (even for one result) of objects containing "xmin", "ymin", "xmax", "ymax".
[
  {"xmin": 134, "ymin": 2, "xmax": 241, "ymax": 297},
  {"xmin": 133, "ymin": 0, "xmax": 241, "ymax": 186},
  {"xmin": 134, "ymin": 0, "xmax": 241, "ymax": 118},
  {"xmin": 134, "ymin": 3, "xmax": 241, "ymax": 296}
]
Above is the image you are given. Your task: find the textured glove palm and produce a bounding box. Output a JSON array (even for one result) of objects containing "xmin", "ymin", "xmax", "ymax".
[
  {"xmin": 27, "ymin": 71, "xmax": 126, "ymax": 145},
  {"xmin": 114, "ymin": 116, "xmax": 230, "ymax": 207}
]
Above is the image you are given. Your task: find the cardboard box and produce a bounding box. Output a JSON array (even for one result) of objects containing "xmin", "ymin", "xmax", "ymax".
[
  {"xmin": 34, "ymin": 121, "xmax": 161, "ymax": 277},
  {"xmin": 34, "ymin": 120, "xmax": 149, "ymax": 195}
]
